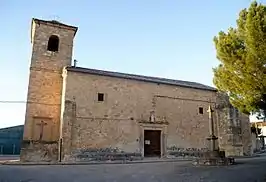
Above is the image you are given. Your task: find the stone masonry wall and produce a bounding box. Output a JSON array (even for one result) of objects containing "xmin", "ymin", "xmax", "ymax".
[
  {"xmin": 62, "ymin": 71, "xmax": 252, "ymax": 160},
  {"xmin": 62, "ymin": 100, "xmax": 142, "ymax": 162},
  {"xmin": 63, "ymin": 71, "xmax": 218, "ymax": 160},
  {"xmin": 216, "ymin": 93, "xmax": 252, "ymax": 156},
  {"xmin": 20, "ymin": 141, "xmax": 58, "ymax": 162},
  {"xmin": 240, "ymin": 113, "xmax": 253, "ymax": 156},
  {"xmin": 21, "ymin": 19, "xmax": 76, "ymax": 162},
  {"xmin": 155, "ymin": 96, "xmax": 217, "ymax": 149}
]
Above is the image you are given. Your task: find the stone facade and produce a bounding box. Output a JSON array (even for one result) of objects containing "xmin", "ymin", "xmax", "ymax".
[
  {"xmin": 60, "ymin": 70, "xmax": 252, "ymax": 161},
  {"xmin": 215, "ymin": 93, "xmax": 252, "ymax": 156},
  {"xmin": 21, "ymin": 18, "xmax": 252, "ymax": 162},
  {"xmin": 20, "ymin": 19, "xmax": 77, "ymax": 161},
  {"xmin": 20, "ymin": 141, "xmax": 58, "ymax": 162},
  {"xmin": 62, "ymin": 71, "xmax": 215, "ymax": 160}
]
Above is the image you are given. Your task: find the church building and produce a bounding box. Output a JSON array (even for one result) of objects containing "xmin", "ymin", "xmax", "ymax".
[{"xmin": 20, "ymin": 18, "xmax": 252, "ymax": 162}]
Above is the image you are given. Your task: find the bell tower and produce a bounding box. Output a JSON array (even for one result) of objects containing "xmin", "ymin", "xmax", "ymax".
[{"xmin": 20, "ymin": 18, "xmax": 78, "ymax": 162}]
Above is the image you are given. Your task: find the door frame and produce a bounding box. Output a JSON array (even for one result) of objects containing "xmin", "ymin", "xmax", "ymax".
[{"xmin": 139, "ymin": 123, "xmax": 168, "ymax": 158}]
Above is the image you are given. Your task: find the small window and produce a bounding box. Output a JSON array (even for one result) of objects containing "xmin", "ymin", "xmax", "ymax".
[
  {"xmin": 47, "ymin": 35, "xmax": 59, "ymax": 52},
  {"xmin": 98, "ymin": 93, "xmax": 104, "ymax": 101},
  {"xmin": 199, "ymin": 107, "xmax": 204, "ymax": 114}
]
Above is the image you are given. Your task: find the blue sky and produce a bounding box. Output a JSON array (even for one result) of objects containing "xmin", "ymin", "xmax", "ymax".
[{"xmin": 0, "ymin": 0, "xmax": 258, "ymax": 128}]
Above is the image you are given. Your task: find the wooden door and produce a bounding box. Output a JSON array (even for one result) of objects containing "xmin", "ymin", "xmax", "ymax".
[{"xmin": 144, "ymin": 130, "xmax": 161, "ymax": 157}]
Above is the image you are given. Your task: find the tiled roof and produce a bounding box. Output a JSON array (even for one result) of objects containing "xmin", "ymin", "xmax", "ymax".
[{"xmin": 66, "ymin": 66, "xmax": 217, "ymax": 91}]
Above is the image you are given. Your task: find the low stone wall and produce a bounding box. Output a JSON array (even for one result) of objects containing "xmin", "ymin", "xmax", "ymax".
[
  {"xmin": 20, "ymin": 140, "xmax": 58, "ymax": 162},
  {"xmin": 64, "ymin": 148, "xmax": 143, "ymax": 162},
  {"xmin": 224, "ymin": 146, "xmax": 243, "ymax": 157},
  {"xmin": 166, "ymin": 146, "xmax": 208, "ymax": 159}
]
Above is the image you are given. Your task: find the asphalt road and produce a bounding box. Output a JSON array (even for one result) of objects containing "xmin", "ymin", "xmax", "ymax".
[{"xmin": 1, "ymin": 156, "xmax": 266, "ymax": 182}]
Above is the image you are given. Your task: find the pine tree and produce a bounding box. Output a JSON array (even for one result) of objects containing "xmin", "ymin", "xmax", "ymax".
[{"xmin": 213, "ymin": 1, "xmax": 266, "ymax": 116}]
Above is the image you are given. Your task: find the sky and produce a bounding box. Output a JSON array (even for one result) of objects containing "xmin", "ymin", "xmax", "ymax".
[{"xmin": 0, "ymin": 0, "xmax": 260, "ymax": 128}]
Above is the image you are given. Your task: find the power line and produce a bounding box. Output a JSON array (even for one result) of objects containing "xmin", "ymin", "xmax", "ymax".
[
  {"xmin": 0, "ymin": 101, "xmax": 60, "ymax": 106},
  {"xmin": 0, "ymin": 101, "xmax": 26, "ymax": 104}
]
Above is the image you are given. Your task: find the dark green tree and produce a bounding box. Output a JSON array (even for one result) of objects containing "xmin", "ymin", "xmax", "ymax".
[{"xmin": 213, "ymin": 1, "xmax": 266, "ymax": 117}]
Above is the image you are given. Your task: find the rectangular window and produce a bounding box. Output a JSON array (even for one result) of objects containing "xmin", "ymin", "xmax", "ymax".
[
  {"xmin": 199, "ymin": 107, "xmax": 204, "ymax": 114},
  {"xmin": 98, "ymin": 93, "xmax": 104, "ymax": 101}
]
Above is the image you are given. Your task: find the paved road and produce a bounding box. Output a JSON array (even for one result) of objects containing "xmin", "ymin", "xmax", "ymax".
[{"xmin": 1, "ymin": 157, "xmax": 266, "ymax": 182}]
